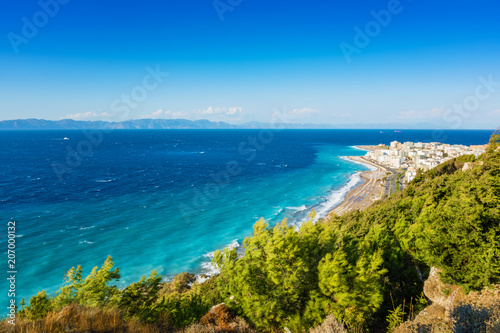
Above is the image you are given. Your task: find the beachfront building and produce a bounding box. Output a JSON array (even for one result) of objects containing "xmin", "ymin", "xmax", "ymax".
[
  {"xmin": 364, "ymin": 141, "xmax": 487, "ymax": 182},
  {"xmin": 414, "ymin": 142, "xmax": 424, "ymax": 148},
  {"xmin": 403, "ymin": 141, "xmax": 414, "ymax": 149},
  {"xmin": 390, "ymin": 141, "xmax": 402, "ymax": 149}
]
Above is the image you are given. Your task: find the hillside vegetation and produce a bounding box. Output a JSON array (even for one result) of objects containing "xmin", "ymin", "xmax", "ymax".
[{"xmin": 3, "ymin": 135, "xmax": 499, "ymax": 333}]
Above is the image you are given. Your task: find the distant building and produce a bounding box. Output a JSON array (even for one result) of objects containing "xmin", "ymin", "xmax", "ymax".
[
  {"xmin": 406, "ymin": 166, "xmax": 417, "ymax": 182},
  {"xmin": 403, "ymin": 141, "xmax": 414, "ymax": 149},
  {"xmin": 391, "ymin": 157, "xmax": 401, "ymax": 169},
  {"xmin": 364, "ymin": 141, "xmax": 486, "ymax": 175},
  {"xmin": 390, "ymin": 141, "xmax": 402, "ymax": 149}
]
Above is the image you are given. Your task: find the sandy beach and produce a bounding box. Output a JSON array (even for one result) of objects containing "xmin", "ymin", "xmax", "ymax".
[
  {"xmin": 354, "ymin": 145, "xmax": 379, "ymax": 152},
  {"xmin": 327, "ymin": 151, "xmax": 389, "ymax": 217}
]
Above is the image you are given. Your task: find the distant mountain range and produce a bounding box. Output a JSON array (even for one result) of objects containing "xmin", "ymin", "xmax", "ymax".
[{"xmin": 0, "ymin": 118, "xmax": 468, "ymax": 130}]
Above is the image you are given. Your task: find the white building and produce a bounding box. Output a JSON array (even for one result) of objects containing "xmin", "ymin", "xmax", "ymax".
[
  {"xmin": 390, "ymin": 141, "xmax": 402, "ymax": 149},
  {"xmin": 363, "ymin": 141, "xmax": 486, "ymax": 175},
  {"xmin": 391, "ymin": 157, "xmax": 401, "ymax": 169},
  {"xmin": 406, "ymin": 166, "xmax": 417, "ymax": 182}
]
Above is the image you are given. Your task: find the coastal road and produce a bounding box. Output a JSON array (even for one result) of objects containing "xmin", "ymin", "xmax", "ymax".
[
  {"xmin": 384, "ymin": 170, "xmax": 405, "ymax": 196},
  {"xmin": 384, "ymin": 171, "xmax": 397, "ymax": 196}
]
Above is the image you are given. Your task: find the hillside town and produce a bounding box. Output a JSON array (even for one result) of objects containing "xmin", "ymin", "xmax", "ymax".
[{"xmin": 364, "ymin": 141, "xmax": 487, "ymax": 183}]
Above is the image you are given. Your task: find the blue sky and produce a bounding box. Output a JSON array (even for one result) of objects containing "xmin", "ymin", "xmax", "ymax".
[{"xmin": 1, "ymin": 0, "xmax": 499, "ymax": 128}]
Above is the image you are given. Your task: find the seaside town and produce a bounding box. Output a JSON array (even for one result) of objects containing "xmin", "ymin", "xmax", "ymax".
[
  {"xmin": 329, "ymin": 140, "xmax": 488, "ymax": 217},
  {"xmin": 364, "ymin": 140, "xmax": 487, "ymax": 183}
]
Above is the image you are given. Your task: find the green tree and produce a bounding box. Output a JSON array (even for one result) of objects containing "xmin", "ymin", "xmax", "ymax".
[
  {"xmin": 18, "ymin": 291, "xmax": 53, "ymax": 320},
  {"xmin": 114, "ymin": 270, "xmax": 162, "ymax": 321}
]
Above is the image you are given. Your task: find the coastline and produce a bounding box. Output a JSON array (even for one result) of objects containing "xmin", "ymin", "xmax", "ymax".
[
  {"xmin": 198, "ymin": 148, "xmax": 386, "ymax": 281},
  {"xmin": 351, "ymin": 145, "xmax": 379, "ymax": 152},
  {"xmin": 327, "ymin": 150, "xmax": 388, "ymax": 217}
]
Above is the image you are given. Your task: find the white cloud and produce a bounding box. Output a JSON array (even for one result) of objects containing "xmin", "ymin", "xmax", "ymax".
[
  {"xmin": 195, "ymin": 106, "xmax": 243, "ymax": 116},
  {"xmin": 288, "ymin": 108, "xmax": 319, "ymax": 118},
  {"xmin": 164, "ymin": 110, "xmax": 189, "ymax": 118},
  {"xmin": 488, "ymin": 109, "xmax": 500, "ymax": 116},
  {"xmin": 139, "ymin": 109, "xmax": 191, "ymax": 119},
  {"xmin": 399, "ymin": 108, "xmax": 445, "ymax": 119},
  {"xmin": 140, "ymin": 109, "xmax": 167, "ymax": 119},
  {"xmin": 100, "ymin": 112, "xmax": 114, "ymax": 118},
  {"xmin": 64, "ymin": 112, "xmax": 98, "ymax": 120}
]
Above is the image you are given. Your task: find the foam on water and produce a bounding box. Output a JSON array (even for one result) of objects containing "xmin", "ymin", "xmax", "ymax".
[
  {"xmin": 79, "ymin": 226, "xmax": 95, "ymax": 230},
  {"xmin": 198, "ymin": 240, "xmax": 241, "ymax": 283},
  {"xmin": 311, "ymin": 171, "xmax": 363, "ymax": 222},
  {"xmin": 286, "ymin": 205, "xmax": 307, "ymax": 212},
  {"xmin": 2, "ymin": 129, "xmax": 489, "ymax": 305}
]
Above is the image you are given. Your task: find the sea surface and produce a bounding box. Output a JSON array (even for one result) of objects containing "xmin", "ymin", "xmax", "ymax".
[{"xmin": 0, "ymin": 129, "xmax": 493, "ymax": 306}]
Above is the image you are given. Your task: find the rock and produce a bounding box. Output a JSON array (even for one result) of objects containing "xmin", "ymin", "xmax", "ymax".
[
  {"xmin": 396, "ymin": 268, "xmax": 500, "ymax": 332},
  {"xmin": 462, "ymin": 162, "xmax": 473, "ymax": 171},
  {"xmin": 199, "ymin": 303, "xmax": 235, "ymax": 328},
  {"xmin": 423, "ymin": 267, "xmax": 464, "ymax": 320}
]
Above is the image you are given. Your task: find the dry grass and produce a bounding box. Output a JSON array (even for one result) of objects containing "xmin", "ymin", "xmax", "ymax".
[
  {"xmin": 0, "ymin": 303, "xmax": 257, "ymax": 333},
  {"xmin": 0, "ymin": 304, "xmax": 165, "ymax": 333},
  {"xmin": 309, "ymin": 315, "xmax": 348, "ymax": 333}
]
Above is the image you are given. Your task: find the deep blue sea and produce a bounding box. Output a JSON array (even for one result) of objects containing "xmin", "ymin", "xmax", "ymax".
[{"xmin": 0, "ymin": 129, "xmax": 494, "ymax": 307}]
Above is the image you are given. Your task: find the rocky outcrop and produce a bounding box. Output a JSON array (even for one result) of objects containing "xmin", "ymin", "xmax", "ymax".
[
  {"xmin": 395, "ymin": 267, "xmax": 500, "ymax": 332},
  {"xmin": 462, "ymin": 161, "xmax": 484, "ymax": 171},
  {"xmin": 462, "ymin": 162, "xmax": 473, "ymax": 171},
  {"xmin": 423, "ymin": 267, "xmax": 463, "ymax": 320}
]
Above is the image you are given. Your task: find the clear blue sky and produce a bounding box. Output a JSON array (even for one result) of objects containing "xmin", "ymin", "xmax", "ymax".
[{"xmin": 1, "ymin": 0, "xmax": 499, "ymax": 128}]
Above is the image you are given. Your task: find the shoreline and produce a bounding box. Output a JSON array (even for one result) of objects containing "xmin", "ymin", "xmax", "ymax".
[
  {"xmin": 197, "ymin": 150, "xmax": 386, "ymax": 282},
  {"xmin": 351, "ymin": 145, "xmax": 379, "ymax": 152},
  {"xmin": 327, "ymin": 155, "xmax": 388, "ymax": 217}
]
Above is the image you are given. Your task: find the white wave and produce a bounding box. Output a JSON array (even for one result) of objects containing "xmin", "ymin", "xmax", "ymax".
[
  {"xmin": 197, "ymin": 240, "xmax": 240, "ymax": 283},
  {"xmin": 95, "ymin": 179, "xmax": 114, "ymax": 183},
  {"xmin": 79, "ymin": 226, "xmax": 95, "ymax": 230},
  {"xmin": 311, "ymin": 172, "xmax": 364, "ymax": 222},
  {"xmin": 79, "ymin": 240, "xmax": 94, "ymax": 244},
  {"xmin": 286, "ymin": 205, "xmax": 307, "ymax": 212}
]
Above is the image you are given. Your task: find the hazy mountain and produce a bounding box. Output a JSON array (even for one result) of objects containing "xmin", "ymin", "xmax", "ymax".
[
  {"xmin": 0, "ymin": 118, "xmax": 457, "ymax": 130},
  {"xmin": 0, "ymin": 118, "xmax": 237, "ymax": 130}
]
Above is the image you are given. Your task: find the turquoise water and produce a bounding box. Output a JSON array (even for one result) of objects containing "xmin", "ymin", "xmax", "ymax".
[{"xmin": 0, "ymin": 129, "xmax": 493, "ymax": 305}]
